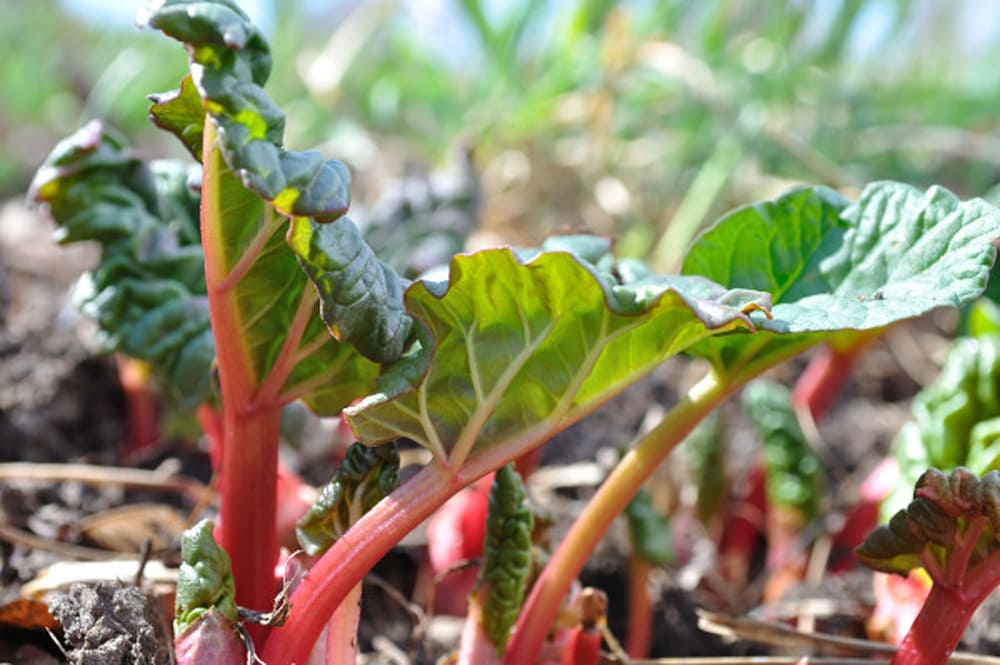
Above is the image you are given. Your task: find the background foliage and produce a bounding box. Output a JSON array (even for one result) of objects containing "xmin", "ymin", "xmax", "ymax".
[{"xmin": 7, "ymin": 0, "xmax": 1000, "ymax": 267}]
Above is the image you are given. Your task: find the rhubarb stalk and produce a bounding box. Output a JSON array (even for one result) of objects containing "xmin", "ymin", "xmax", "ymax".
[
  {"xmin": 201, "ymin": 121, "xmax": 281, "ymax": 617},
  {"xmin": 857, "ymin": 467, "xmax": 1000, "ymax": 665},
  {"xmin": 506, "ymin": 369, "xmax": 732, "ymax": 664}
]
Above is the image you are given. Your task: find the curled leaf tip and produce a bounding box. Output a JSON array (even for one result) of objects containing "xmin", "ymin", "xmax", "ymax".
[
  {"xmin": 145, "ymin": 0, "xmax": 350, "ymax": 221},
  {"xmin": 857, "ymin": 467, "xmax": 1000, "ymax": 578},
  {"xmin": 296, "ymin": 442, "xmax": 400, "ymax": 556}
]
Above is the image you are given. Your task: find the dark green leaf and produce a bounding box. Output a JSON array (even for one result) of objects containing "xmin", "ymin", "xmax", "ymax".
[
  {"xmin": 742, "ymin": 380, "xmax": 822, "ymax": 518},
  {"xmin": 296, "ymin": 443, "xmax": 400, "ymax": 556},
  {"xmin": 29, "ymin": 121, "xmax": 212, "ymax": 408},
  {"xmin": 287, "ymin": 217, "xmax": 413, "ymax": 363},
  {"xmin": 145, "ymin": 0, "xmax": 413, "ymax": 367}
]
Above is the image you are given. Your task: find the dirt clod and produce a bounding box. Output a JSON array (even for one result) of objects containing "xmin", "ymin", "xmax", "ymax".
[{"xmin": 48, "ymin": 582, "xmax": 171, "ymax": 665}]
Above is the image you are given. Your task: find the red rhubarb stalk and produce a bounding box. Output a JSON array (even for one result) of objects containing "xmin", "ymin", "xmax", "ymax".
[
  {"xmin": 790, "ymin": 336, "xmax": 876, "ymax": 421},
  {"xmin": 116, "ymin": 356, "xmax": 159, "ymax": 459},
  {"xmin": 201, "ymin": 122, "xmax": 280, "ymax": 619},
  {"xmin": 892, "ymin": 583, "xmax": 979, "ymax": 665},
  {"xmin": 560, "ymin": 589, "xmax": 607, "ymax": 665},
  {"xmin": 261, "ymin": 462, "xmax": 468, "ymax": 664},
  {"xmin": 625, "ymin": 556, "xmax": 652, "ymax": 658}
]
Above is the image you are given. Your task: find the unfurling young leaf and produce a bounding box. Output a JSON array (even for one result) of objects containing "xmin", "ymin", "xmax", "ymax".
[
  {"xmin": 886, "ymin": 334, "xmax": 1000, "ymax": 518},
  {"xmin": 857, "ymin": 468, "xmax": 1000, "ymax": 664},
  {"xmin": 296, "ymin": 443, "xmax": 401, "ymax": 556},
  {"xmin": 174, "ymin": 520, "xmax": 238, "ymax": 636},
  {"xmin": 478, "ymin": 463, "xmax": 534, "ymax": 654}
]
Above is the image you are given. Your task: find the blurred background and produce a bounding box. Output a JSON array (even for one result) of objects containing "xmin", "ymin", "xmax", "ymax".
[{"xmin": 5, "ymin": 0, "xmax": 1000, "ymax": 271}]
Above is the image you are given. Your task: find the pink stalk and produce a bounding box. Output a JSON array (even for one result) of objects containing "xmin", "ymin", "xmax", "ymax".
[
  {"xmin": 261, "ymin": 462, "xmax": 468, "ymax": 664},
  {"xmin": 457, "ymin": 599, "xmax": 503, "ymax": 665},
  {"xmin": 790, "ymin": 337, "xmax": 876, "ymax": 421},
  {"xmin": 175, "ymin": 610, "xmax": 244, "ymax": 665},
  {"xmin": 427, "ymin": 472, "xmax": 492, "ymax": 615},
  {"xmin": 324, "ymin": 582, "xmax": 363, "ymax": 664},
  {"xmin": 890, "ymin": 518, "xmax": 996, "ymax": 664},
  {"xmin": 890, "ymin": 584, "xmax": 980, "ymax": 665},
  {"xmin": 506, "ymin": 372, "xmax": 730, "ymax": 664},
  {"xmin": 624, "ymin": 556, "xmax": 652, "ymax": 658},
  {"xmin": 201, "ymin": 123, "xmax": 280, "ymax": 625}
]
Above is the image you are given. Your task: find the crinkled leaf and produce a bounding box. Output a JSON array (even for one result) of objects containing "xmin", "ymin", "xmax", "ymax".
[
  {"xmin": 479, "ymin": 464, "xmax": 533, "ymax": 654},
  {"xmin": 296, "ymin": 442, "xmax": 400, "ymax": 556},
  {"xmin": 625, "ymin": 489, "xmax": 672, "ymax": 566},
  {"xmin": 347, "ymin": 245, "xmax": 770, "ymax": 462},
  {"xmin": 29, "ymin": 121, "xmax": 213, "ymax": 408},
  {"xmin": 145, "ymin": 0, "xmax": 412, "ymax": 366},
  {"xmin": 743, "ymin": 380, "xmax": 823, "ymax": 518},
  {"xmin": 149, "ymin": 74, "xmax": 205, "ymax": 160},
  {"xmin": 199, "ymin": 163, "xmax": 378, "ymax": 412},
  {"xmin": 683, "ymin": 183, "xmax": 1000, "ymax": 372},
  {"xmin": 174, "ymin": 520, "xmax": 237, "ymax": 635},
  {"xmin": 288, "ymin": 217, "xmax": 413, "ymax": 363},
  {"xmin": 858, "ymin": 468, "xmax": 1000, "ymax": 577}
]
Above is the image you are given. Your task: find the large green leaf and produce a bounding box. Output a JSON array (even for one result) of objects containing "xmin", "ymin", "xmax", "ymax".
[
  {"xmin": 346, "ymin": 244, "xmax": 770, "ymax": 462},
  {"xmin": 682, "ymin": 183, "xmax": 1000, "ymax": 373}
]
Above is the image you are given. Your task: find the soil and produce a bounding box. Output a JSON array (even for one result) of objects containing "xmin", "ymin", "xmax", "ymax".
[{"xmin": 2, "ymin": 196, "xmax": 1000, "ymax": 663}]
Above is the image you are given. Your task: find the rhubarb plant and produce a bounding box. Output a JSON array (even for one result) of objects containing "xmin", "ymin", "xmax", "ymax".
[
  {"xmin": 27, "ymin": 0, "xmax": 1000, "ymax": 662},
  {"xmin": 857, "ymin": 467, "xmax": 1000, "ymax": 664}
]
